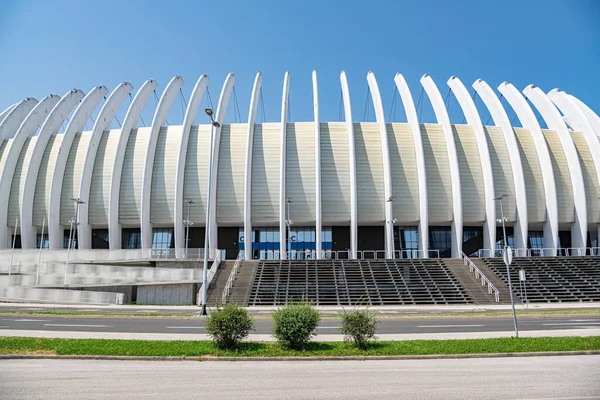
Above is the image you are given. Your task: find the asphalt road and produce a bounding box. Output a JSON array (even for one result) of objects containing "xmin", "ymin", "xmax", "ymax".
[
  {"xmin": 0, "ymin": 304, "xmax": 509, "ymax": 316},
  {"xmin": 1, "ymin": 356, "xmax": 599, "ymax": 399},
  {"xmin": 1, "ymin": 314, "xmax": 600, "ymax": 335}
]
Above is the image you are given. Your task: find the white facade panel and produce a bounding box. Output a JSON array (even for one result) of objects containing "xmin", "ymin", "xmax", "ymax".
[
  {"xmin": 60, "ymin": 132, "xmax": 92, "ymax": 225},
  {"xmin": 119, "ymin": 127, "xmax": 149, "ymax": 225},
  {"xmin": 354, "ymin": 122, "xmax": 385, "ymax": 224},
  {"xmin": 484, "ymin": 126, "xmax": 517, "ymax": 222},
  {"xmin": 251, "ymin": 123, "xmax": 281, "ymax": 225},
  {"xmin": 217, "ymin": 124, "xmax": 247, "ymax": 225},
  {"xmin": 33, "ymin": 135, "xmax": 64, "ymax": 226},
  {"xmin": 89, "ymin": 129, "xmax": 119, "ymax": 225},
  {"xmin": 388, "ymin": 123, "xmax": 419, "ymax": 223},
  {"xmin": 542, "ymin": 129, "xmax": 574, "ymax": 225},
  {"xmin": 571, "ymin": 131, "xmax": 600, "ymax": 224},
  {"xmin": 150, "ymin": 126, "xmax": 182, "ymax": 225},
  {"xmin": 321, "ymin": 122, "xmax": 351, "ymax": 224},
  {"xmin": 453, "ymin": 125, "xmax": 485, "ymax": 223},
  {"xmin": 8, "ymin": 137, "xmax": 37, "ymax": 224},
  {"xmin": 286, "ymin": 122, "xmax": 316, "ymax": 224},
  {"xmin": 513, "ymin": 128, "xmax": 546, "ymax": 224},
  {"xmin": 421, "ymin": 124, "xmax": 452, "ymax": 223},
  {"xmin": 182, "ymin": 125, "xmax": 211, "ymax": 225}
]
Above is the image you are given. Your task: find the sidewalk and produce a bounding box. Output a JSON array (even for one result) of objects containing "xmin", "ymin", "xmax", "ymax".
[{"xmin": 2, "ymin": 328, "xmax": 600, "ymax": 341}]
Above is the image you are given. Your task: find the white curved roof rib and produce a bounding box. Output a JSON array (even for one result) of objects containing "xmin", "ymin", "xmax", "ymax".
[
  {"xmin": 243, "ymin": 72, "xmax": 262, "ymax": 261},
  {"xmin": 19, "ymin": 90, "xmax": 85, "ymax": 249},
  {"xmin": 140, "ymin": 76, "xmax": 184, "ymax": 249},
  {"xmin": 394, "ymin": 73, "xmax": 428, "ymax": 257},
  {"xmin": 206, "ymin": 73, "xmax": 236, "ymax": 256},
  {"xmin": 173, "ymin": 75, "xmax": 209, "ymax": 254},
  {"xmin": 278, "ymin": 72, "xmax": 290, "ymax": 259},
  {"xmin": 569, "ymin": 95, "xmax": 600, "ymax": 136},
  {"xmin": 473, "ymin": 79, "xmax": 528, "ymax": 250},
  {"xmin": 340, "ymin": 71, "xmax": 358, "ymax": 259},
  {"xmin": 0, "ymin": 94, "xmax": 62, "ymax": 248},
  {"xmin": 76, "ymin": 82, "xmax": 134, "ymax": 250},
  {"xmin": 108, "ymin": 78, "xmax": 158, "ymax": 249},
  {"xmin": 448, "ymin": 76, "xmax": 496, "ymax": 255},
  {"xmin": 0, "ymin": 103, "xmax": 17, "ymax": 123},
  {"xmin": 45, "ymin": 86, "xmax": 108, "ymax": 249},
  {"xmin": 420, "ymin": 74, "xmax": 463, "ymax": 258},
  {"xmin": 367, "ymin": 71, "xmax": 394, "ymax": 259},
  {"xmin": 0, "ymin": 98, "xmax": 38, "ymax": 141},
  {"xmin": 549, "ymin": 90, "xmax": 600, "ymax": 187},
  {"xmin": 525, "ymin": 85, "xmax": 587, "ymax": 249},
  {"xmin": 498, "ymin": 82, "xmax": 559, "ymax": 254},
  {"xmin": 313, "ymin": 71, "xmax": 323, "ymax": 259}
]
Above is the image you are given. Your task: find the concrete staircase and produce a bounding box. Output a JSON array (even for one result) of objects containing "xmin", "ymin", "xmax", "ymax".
[
  {"xmin": 443, "ymin": 258, "xmax": 506, "ymax": 304},
  {"xmin": 208, "ymin": 261, "xmax": 258, "ymax": 306},
  {"xmin": 205, "ymin": 261, "xmax": 235, "ymax": 306}
]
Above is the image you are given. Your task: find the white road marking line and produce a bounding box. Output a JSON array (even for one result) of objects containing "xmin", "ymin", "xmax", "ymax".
[
  {"xmin": 13, "ymin": 319, "xmax": 49, "ymax": 322},
  {"xmin": 417, "ymin": 324, "xmax": 485, "ymax": 328},
  {"xmin": 258, "ymin": 311, "xmax": 272, "ymax": 314},
  {"xmin": 542, "ymin": 322, "xmax": 600, "ymax": 326},
  {"xmin": 0, "ymin": 326, "xmax": 9, "ymax": 328},
  {"xmin": 379, "ymin": 311, "xmax": 399, "ymax": 314},
  {"xmin": 569, "ymin": 319, "xmax": 600, "ymax": 322},
  {"xmin": 43, "ymin": 324, "xmax": 110, "ymax": 328},
  {"xmin": 319, "ymin": 326, "xmax": 340, "ymax": 329},
  {"xmin": 166, "ymin": 326, "xmax": 204, "ymax": 329}
]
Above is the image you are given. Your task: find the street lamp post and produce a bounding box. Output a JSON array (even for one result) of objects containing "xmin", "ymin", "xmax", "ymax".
[
  {"xmin": 495, "ymin": 193, "xmax": 519, "ymax": 338},
  {"xmin": 200, "ymin": 108, "xmax": 220, "ymax": 316},
  {"xmin": 285, "ymin": 197, "xmax": 293, "ymax": 260},
  {"xmin": 386, "ymin": 196, "xmax": 396, "ymax": 259},
  {"xmin": 65, "ymin": 198, "xmax": 85, "ymax": 286},
  {"xmin": 183, "ymin": 198, "xmax": 194, "ymax": 257}
]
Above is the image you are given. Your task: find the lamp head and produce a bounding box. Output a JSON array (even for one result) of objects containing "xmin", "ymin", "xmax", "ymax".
[{"xmin": 204, "ymin": 108, "xmax": 213, "ymax": 117}]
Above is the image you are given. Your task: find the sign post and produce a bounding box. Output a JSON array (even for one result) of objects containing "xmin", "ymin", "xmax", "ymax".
[{"xmin": 503, "ymin": 246, "xmax": 519, "ymax": 338}]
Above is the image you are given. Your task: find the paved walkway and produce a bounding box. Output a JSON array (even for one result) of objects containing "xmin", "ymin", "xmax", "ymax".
[{"xmin": 2, "ymin": 328, "xmax": 600, "ymax": 341}]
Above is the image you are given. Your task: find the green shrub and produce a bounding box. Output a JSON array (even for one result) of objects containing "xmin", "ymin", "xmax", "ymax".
[
  {"xmin": 272, "ymin": 303, "xmax": 321, "ymax": 349},
  {"xmin": 340, "ymin": 308, "xmax": 378, "ymax": 349},
  {"xmin": 205, "ymin": 303, "xmax": 254, "ymax": 349}
]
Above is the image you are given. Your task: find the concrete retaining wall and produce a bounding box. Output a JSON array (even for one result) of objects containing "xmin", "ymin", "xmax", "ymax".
[{"xmin": 136, "ymin": 284, "xmax": 196, "ymax": 305}]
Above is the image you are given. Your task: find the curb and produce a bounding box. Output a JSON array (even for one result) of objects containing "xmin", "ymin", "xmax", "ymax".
[{"xmin": 1, "ymin": 350, "xmax": 599, "ymax": 362}]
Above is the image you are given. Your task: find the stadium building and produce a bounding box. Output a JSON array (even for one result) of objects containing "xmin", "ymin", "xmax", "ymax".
[{"xmin": 0, "ymin": 70, "xmax": 599, "ymax": 263}]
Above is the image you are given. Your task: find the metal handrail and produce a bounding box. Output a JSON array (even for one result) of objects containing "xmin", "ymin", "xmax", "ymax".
[
  {"xmin": 461, "ymin": 251, "xmax": 500, "ymax": 302},
  {"xmin": 222, "ymin": 251, "xmax": 243, "ymax": 304},
  {"xmin": 283, "ymin": 249, "xmax": 441, "ymax": 260},
  {"xmin": 476, "ymin": 247, "xmax": 600, "ymax": 258}
]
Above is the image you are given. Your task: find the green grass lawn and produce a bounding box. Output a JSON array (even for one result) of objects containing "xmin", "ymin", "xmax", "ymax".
[{"xmin": 1, "ymin": 336, "xmax": 598, "ymax": 357}]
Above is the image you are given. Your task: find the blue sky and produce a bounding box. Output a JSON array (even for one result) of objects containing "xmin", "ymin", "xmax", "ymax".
[{"xmin": 0, "ymin": 0, "xmax": 598, "ymax": 129}]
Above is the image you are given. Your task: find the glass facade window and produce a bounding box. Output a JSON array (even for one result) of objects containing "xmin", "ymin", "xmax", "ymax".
[
  {"xmin": 429, "ymin": 226, "xmax": 452, "ymax": 256},
  {"xmin": 92, "ymin": 229, "xmax": 110, "ymax": 249},
  {"xmin": 238, "ymin": 226, "xmax": 333, "ymax": 260},
  {"xmin": 395, "ymin": 226, "xmax": 418, "ymax": 258},
  {"xmin": 152, "ymin": 228, "xmax": 174, "ymax": 249},
  {"xmin": 63, "ymin": 229, "xmax": 78, "ymax": 249},
  {"xmin": 36, "ymin": 234, "xmax": 49, "ymax": 249},
  {"xmin": 463, "ymin": 227, "xmax": 483, "ymax": 242},
  {"xmin": 528, "ymin": 231, "xmax": 544, "ymax": 249},
  {"xmin": 122, "ymin": 228, "xmax": 141, "ymax": 249}
]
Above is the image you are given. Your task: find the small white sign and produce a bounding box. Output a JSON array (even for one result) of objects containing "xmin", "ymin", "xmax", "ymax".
[
  {"xmin": 519, "ymin": 269, "xmax": 526, "ymax": 281},
  {"xmin": 502, "ymin": 246, "xmax": 513, "ymax": 266}
]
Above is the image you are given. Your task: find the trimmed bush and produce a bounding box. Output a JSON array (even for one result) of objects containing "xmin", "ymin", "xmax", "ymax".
[
  {"xmin": 340, "ymin": 308, "xmax": 378, "ymax": 349},
  {"xmin": 272, "ymin": 303, "xmax": 321, "ymax": 349},
  {"xmin": 205, "ymin": 303, "xmax": 254, "ymax": 349}
]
